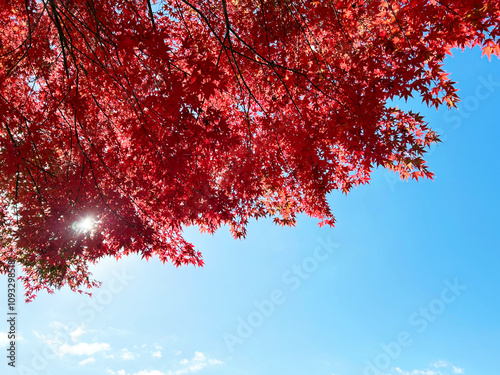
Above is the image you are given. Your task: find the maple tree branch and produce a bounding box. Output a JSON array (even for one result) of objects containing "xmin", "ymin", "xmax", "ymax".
[
  {"xmin": 70, "ymin": 108, "xmax": 136, "ymax": 229},
  {"xmin": 24, "ymin": 0, "xmax": 33, "ymax": 49},
  {"xmin": 45, "ymin": 0, "xmax": 70, "ymax": 78},
  {"xmin": 435, "ymin": 1, "xmax": 460, "ymax": 17},
  {"xmin": 220, "ymin": 0, "xmax": 250, "ymax": 95},
  {"xmin": 146, "ymin": 0, "xmax": 156, "ymax": 31},
  {"xmin": 3, "ymin": 123, "xmax": 19, "ymax": 149},
  {"xmin": 179, "ymin": 0, "xmax": 263, "ymax": 116},
  {"xmin": 1, "ymin": 4, "xmax": 48, "ymax": 77},
  {"xmin": 282, "ymin": 0, "xmax": 323, "ymax": 68},
  {"xmin": 192, "ymin": 3, "xmax": 349, "ymax": 114},
  {"xmin": 84, "ymin": 0, "xmax": 119, "ymax": 50},
  {"xmin": 328, "ymin": 0, "xmax": 354, "ymax": 48},
  {"xmin": 385, "ymin": 0, "xmax": 412, "ymax": 49},
  {"xmin": 54, "ymin": 1, "xmax": 121, "ymax": 80},
  {"xmin": 24, "ymin": 165, "xmax": 46, "ymax": 213}
]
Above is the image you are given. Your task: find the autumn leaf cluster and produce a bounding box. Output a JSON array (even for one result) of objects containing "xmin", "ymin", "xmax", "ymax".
[{"xmin": 0, "ymin": 0, "xmax": 499, "ymax": 300}]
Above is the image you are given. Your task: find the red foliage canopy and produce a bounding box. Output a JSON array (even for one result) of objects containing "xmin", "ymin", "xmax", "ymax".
[{"xmin": 0, "ymin": 0, "xmax": 499, "ymax": 301}]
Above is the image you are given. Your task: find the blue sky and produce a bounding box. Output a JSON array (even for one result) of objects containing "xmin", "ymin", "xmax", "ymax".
[{"xmin": 1, "ymin": 47, "xmax": 499, "ymax": 375}]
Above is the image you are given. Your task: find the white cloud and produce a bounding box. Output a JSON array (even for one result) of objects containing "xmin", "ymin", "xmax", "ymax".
[
  {"xmin": 34, "ymin": 321, "xmax": 106, "ymax": 359},
  {"xmin": 152, "ymin": 350, "xmax": 162, "ymax": 358},
  {"xmin": 0, "ymin": 331, "xmax": 22, "ymax": 347},
  {"xmin": 33, "ymin": 321, "xmax": 110, "ymax": 358},
  {"xmin": 50, "ymin": 321, "xmax": 68, "ymax": 331},
  {"xmin": 433, "ymin": 360, "xmax": 450, "ymax": 369},
  {"xmin": 106, "ymin": 369, "xmax": 127, "ymax": 375},
  {"xmin": 34, "ymin": 330, "xmax": 61, "ymax": 349},
  {"xmin": 394, "ymin": 368, "xmax": 437, "ymax": 375},
  {"xmin": 106, "ymin": 351, "xmax": 222, "ymax": 375},
  {"xmin": 121, "ymin": 348, "xmax": 137, "ymax": 360},
  {"xmin": 108, "ymin": 370, "xmax": 165, "ymax": 375},
  {"xmin": 59, "ymin": 342, "xmax": 110, "ymax": 356},
  {"xmin": 389, "ymin": 362, "xmax": 464, "ymax": 375},
  {"xmin": 70, "ymin": 326, "xmax": 86, "ymax": 342},
  {"xmin": 0, "ymin": 332, "xmax": 9, "ymax": 347},
  {"xmin": 168, "ymin": 351, "xmax": 224, "ymax": 375},
  {"xmin": 109, "ymin": 327, "xmax": 130, "ymax": 336},
  {"xmin": 78, "ymin": 357, "xmax": 95, "ymax": 365}
]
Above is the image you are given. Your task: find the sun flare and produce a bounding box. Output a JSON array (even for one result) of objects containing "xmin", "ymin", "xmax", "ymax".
[{"xmin": 72, "ymin": 217, "xmax": 95, "ymax": 233}]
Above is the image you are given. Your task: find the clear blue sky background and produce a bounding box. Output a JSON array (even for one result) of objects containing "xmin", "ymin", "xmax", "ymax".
[{"xmin": 1, "ymin": 47, "xmax": 499, "ymax": 375}]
